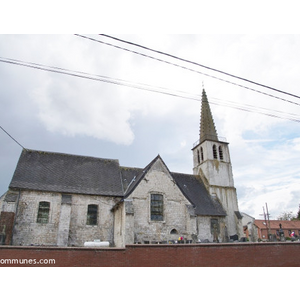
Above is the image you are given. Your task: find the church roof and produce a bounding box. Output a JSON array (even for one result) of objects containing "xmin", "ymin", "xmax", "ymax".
[
  {"xmin": 9, "ymin": 149, "xmax": 226, "ymax": 216},
  {"xmin": 171, "ymin": 172, "xmax": 226, "ymax": 216},
  {"xmin": 200, "ymin": 89, "xmax": 219, "ymax": 143},
  {"xmin": 9, "ymin": 149, "xmax": 124, "ymax": 196}
]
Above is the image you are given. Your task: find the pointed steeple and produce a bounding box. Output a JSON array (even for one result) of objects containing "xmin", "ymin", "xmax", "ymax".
[{"xmin": 200, "ymin": 89, "xmax": 218, "ymax": 143}]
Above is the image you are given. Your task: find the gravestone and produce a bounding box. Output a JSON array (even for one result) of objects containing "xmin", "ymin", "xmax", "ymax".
[{"xmin": 279, "ymin": 223, "xmax": 285, "ymax": 242}]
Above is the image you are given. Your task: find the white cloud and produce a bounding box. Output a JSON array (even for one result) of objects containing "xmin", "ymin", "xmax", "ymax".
[
  {"xmin": 235, "ymin": 135, "xmax": 300, "ymax": 218},
  {"xmin": 32, "ymin": 78, "xmax": 136, "ymax": 145}
]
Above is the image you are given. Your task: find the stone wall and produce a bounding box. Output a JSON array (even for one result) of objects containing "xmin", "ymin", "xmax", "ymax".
[
  {"xmin": 13, "ymin": 190, "xmax": 61, "ymax": 245},
  {"xmin": 11, "ymin": 190, "xmax": 120, "ymax": 246},
  {"xmin": 67, "ymin": 194, "xmax": 119, "ymax": 246},
  {"xmin": 0, "ymin": 212, "xmax": 15, "ymax": 245},
  {"xmin": 124, "ymin": 158, "xmax": 197, "ymax": 244},
  {"xmin": 210, "ymin": 186, "xmax": 243, "ymax": 237}
]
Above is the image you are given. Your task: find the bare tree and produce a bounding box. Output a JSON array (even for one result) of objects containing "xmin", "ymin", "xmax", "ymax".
[
  {"xmin": 277, "ymin": 211, "xmax": 295, "ymax": 221},
  {"xmin": 296, "ymin": 204, "xmax": 300, "ymax": 220}
]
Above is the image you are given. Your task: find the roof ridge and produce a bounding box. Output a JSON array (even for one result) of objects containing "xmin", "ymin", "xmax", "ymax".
[
  {"xmin": 171, "ymin": 171, "xmax": 193, "ymax": 176},
  {"xmin": 120, "ymin": 166, "xmax": 143, "ymax": 170},
  {"xmin": 24, "ymin": 148, "xmax": 120, "ymax": 162}
]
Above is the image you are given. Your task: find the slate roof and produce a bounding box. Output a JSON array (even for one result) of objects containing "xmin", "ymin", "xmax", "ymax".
[
  {"xmin": 9, "ymin": 149, "xmax": 124, "ymax": 196},
  {"xmin": 120, "ymin": 166, "xmax": 143, "ymax": 196},
  {"xmin": 171, "ymin": 172, "xmax": 226, "ymax": 216},
  {"xmin": 9, "ymin": 149, "xmax": 226, "ymax": 216}
]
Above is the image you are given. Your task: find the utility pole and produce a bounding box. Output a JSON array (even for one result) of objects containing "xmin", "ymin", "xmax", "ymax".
[
  {"xmin": 260, "ymin": 203, "xmax": 272, "ymax": 240},
  {"xmin": 265, "ymin": 203, "xmax": 271, "ymax": 237}
]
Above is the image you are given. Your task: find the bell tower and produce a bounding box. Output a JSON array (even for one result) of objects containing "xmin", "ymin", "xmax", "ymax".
[{"xmin": 192, "ymin": 89, "xmax": 242, "ymax": 237}]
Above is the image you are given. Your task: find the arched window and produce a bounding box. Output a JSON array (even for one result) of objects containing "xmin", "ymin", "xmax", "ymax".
[
  {"xmin": 170, "ymin": 229, "xmax": 178, "ymax": 234},
  {"xmin": 37, "ymin": 201, "xmax": 50, "ymax": 224},
  {"xmin": 197, "ymin": 149, "xmax": 200, "ymax": 164},
  {"xmin": 213, "ymin": 145, "xmax": 218, "ymax": 159},
  {"xmin": 200, "ymin": 147, "xmax": 204, "ymax": 161},
  {"xmin": 87, "ymin": 204, "xmax": 98, "ymax": 225},
  {"xmin": 219, "ymin": 146, "xmax": 224, "ymax": 160}
]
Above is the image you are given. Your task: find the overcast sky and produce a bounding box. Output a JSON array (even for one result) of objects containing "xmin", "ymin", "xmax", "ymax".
[{"xmin": 1, "ymin": 34, "xmax": 300, "ymax": 219}]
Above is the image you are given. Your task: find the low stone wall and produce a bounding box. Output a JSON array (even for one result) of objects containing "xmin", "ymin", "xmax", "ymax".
[{"xmin": 0, "ymin": 242, "xmax": 299, "ymax": 267}]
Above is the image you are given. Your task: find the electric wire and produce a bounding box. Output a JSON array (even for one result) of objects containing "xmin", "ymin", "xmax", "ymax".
[
  {"xmin": 75, "ymin": 34, "xmax": 300, "ymax": 107},
  {"xmin": 209, "ymin": 97, "xmax": 300, "ymax": 122},
  {"xmin": 99, "ymin": 34, "xmax": 300, "ymax": 101},
  {"xmin": 0, "ymin": 125, "xmax": 62, "ymax": 178},
  {"xmin": 0, "ymin": 125, "xmax": 27, "ymax": 150},
  {"xmin": 1, "ymin": 57, "xmax": 300, "ymax": 123},
  {"xmin": 0, "ymin": 123, "xmax": 102, "ymax": 183}
]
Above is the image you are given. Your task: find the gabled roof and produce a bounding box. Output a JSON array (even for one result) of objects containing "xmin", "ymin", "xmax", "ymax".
[
  {"xmin": 9, "ymin": 149, "xmax": 124, "ymax": 196},
  {"xmin": 121, "ymin": 155, "xmax": 226, "ymax": 217},
  {"xmin": 121, "ymin": 155, "xmax": 166, "ymax": 197}
]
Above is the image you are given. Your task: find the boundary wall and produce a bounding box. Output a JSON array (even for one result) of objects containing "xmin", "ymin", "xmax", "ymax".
[{"xmin": 1, "ymin": 242, "xmax": 300, "ymax": 267}]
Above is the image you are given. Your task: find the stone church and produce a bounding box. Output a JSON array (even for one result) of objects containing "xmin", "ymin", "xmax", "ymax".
[{"xmin": 0, "ymin": 89, "xmax": 243, "ymax": 247}]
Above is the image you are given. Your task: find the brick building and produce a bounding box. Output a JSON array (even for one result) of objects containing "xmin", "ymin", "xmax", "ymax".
[
  {"xmin": 0, "ymin": 89, "xmax": 243, "ymax": 247},
  {"xmin": 254, "ymin": 219, "xmax": 300, "ymax": 241}
]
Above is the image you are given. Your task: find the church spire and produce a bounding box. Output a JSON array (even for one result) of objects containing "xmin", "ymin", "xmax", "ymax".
[{"xmin": 200, "ymin": 89, "xmax": 218, "ymax": 143}]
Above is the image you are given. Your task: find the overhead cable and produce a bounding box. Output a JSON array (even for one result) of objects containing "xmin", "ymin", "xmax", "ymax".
[
  {"xmin": 0, "ymin": 125, "xmax": 27, "ymax": 150},
  {"xmin": 0, "ymin": 57, "xmax": 299, "ymax": 123},
  {"xmin": 74, "ymin": 34, "xmax": 300, "ymax": 107},
  {"xmin": 99, "ymin": 34, "xmax": 300, "ymax": 101}
]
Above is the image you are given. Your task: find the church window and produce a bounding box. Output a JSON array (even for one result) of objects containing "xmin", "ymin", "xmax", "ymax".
[
  {"xmin": 197, "ymin": 149, "xmax": 200, "ymax": 164},
  {"xmin": 219, "ymin": 146, "xmax": 223, "ymax": 160},
  {"xmin": 87, "ymin": 204, "xmax": 98, "ymax": 225},
  {"xmin": 213, "ymin": 145, "xmax": 218, "ymax": 159},
  {"xmin": 150, "ymin": 194, "xmax": 163, "ymax": 221},
  {"xmin": 210, "ymin": 218, "xmax": 219, "ymax": 234},
  {"xmin": 200, "ymin": 147, "xmax": 204, "ymax": 161},
  {"xmin": 37, "ymin": 201, "xmax": 50, "ymax": 224}
]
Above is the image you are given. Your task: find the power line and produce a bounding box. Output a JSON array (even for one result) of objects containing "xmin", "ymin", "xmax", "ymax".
[
  {"xmin": 0, "ymin": 125, "xmax": 27, "ymax": 150},
  {"xmin": 1, "ymin": 57, "xmax": 300, "ymax": 123},
  {"xmin": 74, "ymin": 34, "xmax": 300, "ymax": 107},
  {"xmin": 0, "ymin": 56, "xmax": 202, "ymax": 99},
  {"xmin": 99, "ymin": 34, "xmax": 300, "ymax": 101},
  {"xmin": 210, "ymin": 96, "xmax": 300, "ymax": 122},
  {"xmin": 0, "ymin": 123, "xmax": 91, "ymax": 182}
]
